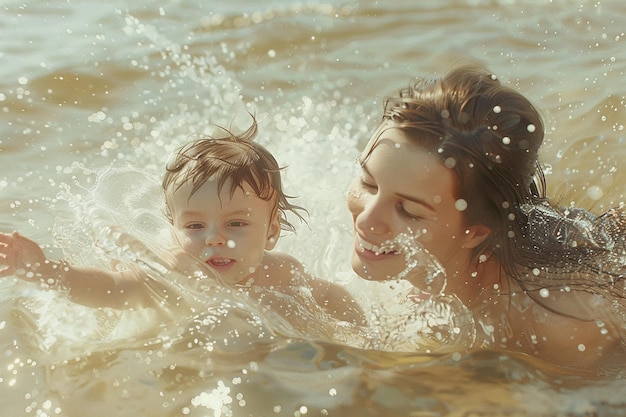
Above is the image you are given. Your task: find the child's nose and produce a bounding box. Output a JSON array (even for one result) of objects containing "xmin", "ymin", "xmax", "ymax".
[{"xmin": 204, "ymin": 229, "xmax": 226, "ymax": 246}]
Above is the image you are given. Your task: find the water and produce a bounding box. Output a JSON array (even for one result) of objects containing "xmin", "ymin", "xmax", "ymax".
[{"xmin": 1, "ymin": 0, "xmax": 626, "ymax": 415}]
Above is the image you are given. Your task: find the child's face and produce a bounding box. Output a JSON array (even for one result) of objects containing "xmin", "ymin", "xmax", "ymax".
[{"xmin": 167, "ymin": 177, "xmax": 280, "ymax": 285}]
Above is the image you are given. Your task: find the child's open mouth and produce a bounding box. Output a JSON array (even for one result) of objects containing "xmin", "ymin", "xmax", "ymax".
[{"xmin": 206, "ymin": 257, "xmax": 235, "ymax": 271}]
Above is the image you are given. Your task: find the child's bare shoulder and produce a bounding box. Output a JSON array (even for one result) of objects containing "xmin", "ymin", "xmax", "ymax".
[
  {"xmin": 255, "ymin": 251, "xmax": 365, "ymax": 324},
  {"xmin": 254, "ymin": 251, "xmax": 305, "ymax": 287}
]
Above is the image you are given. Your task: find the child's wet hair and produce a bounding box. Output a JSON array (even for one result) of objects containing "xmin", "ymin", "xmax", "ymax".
[{"xmin": 163, "ymin": 116, "xmax": 307, "ymax": 232}]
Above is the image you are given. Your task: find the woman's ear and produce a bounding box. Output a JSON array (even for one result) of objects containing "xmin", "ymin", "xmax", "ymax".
[
  {"xmin": 462, "ymin": 224, "xmax": 491, "ymax": 249},
  {"xmin": 265, "ymin": 214, "xmax": 281, "ymax": 250}
]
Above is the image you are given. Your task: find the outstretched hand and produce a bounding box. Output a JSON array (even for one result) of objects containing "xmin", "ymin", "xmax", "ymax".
[{"xmin": 0, "ymin": 231, "xmax": 48, "ymax": 280}]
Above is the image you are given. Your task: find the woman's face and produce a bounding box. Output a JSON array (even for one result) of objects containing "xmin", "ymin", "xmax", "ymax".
[{"xmin": 347, "ymin": 128, "xmax": 487, "ymax": 283}]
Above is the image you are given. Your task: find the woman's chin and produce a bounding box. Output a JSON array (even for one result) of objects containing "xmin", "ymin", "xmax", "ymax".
[{"xmin": 351, "ymin": 253, "xmax": 403, "ymax": 281}]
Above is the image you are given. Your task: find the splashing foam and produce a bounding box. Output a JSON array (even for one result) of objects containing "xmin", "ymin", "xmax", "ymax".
[{"xmin": 353, "ymin": 232, "xmax": 477, "ymax": 352}]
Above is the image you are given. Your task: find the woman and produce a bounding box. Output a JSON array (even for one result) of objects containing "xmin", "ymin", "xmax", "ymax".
[{"xmin": 347, "ymin": 65, "xmax": 625, "ymax": 370}]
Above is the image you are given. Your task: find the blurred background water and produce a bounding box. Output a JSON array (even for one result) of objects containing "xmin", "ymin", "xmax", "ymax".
[{"xmin": 1, "ymin": 0, "xmax": 625, "ymax": 416}]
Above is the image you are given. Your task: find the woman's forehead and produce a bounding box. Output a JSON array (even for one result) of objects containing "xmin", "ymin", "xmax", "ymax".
[
  {"xmin": 363, "ymin": 133, "xmax": 459, "ymax": 200},
  {"xmin": 365, "ymin": 130, "xmax": 436, "ymax": 166},
  {"xmin": 363, "ymin": 127, "xmax": 431, "ymax": 158}
]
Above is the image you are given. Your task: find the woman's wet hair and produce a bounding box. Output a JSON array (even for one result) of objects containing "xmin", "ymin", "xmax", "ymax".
[
  {"xmin": 362, "ymin": 64, "xmax": 545, "ymax": 277},
  {"xmin": 364, "ymin": 64, "xmax": 626, "ymax": 312},
  {"xmin": 163, "ymin": 116, "xmax": 307, "ymax": 232}
]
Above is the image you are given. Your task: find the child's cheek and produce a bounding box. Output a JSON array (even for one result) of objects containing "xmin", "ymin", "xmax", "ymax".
[{"xmin": 172, "ymin": 229, "xmax": 195, "ymax": 251}]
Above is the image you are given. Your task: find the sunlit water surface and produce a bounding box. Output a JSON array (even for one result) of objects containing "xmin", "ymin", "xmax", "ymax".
[{"xmin": 1, "ymin": 1, "xmax": 626, "ymax": 416}]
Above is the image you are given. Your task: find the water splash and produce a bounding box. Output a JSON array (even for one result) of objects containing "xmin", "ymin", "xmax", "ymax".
[{"xmin": 347, "ymin": 231, "xmax": 478, "ymax": 353}]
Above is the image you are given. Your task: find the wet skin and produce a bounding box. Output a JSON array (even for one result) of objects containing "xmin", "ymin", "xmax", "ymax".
[{"xmin": 169, "ymin": 178, "xmax": 280, "ymax": 285}]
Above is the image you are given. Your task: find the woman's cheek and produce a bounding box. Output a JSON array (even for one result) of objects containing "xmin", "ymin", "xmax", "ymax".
[{"xmin": 418, "ymin": 228, "xmax": 433, "ymax": 243}]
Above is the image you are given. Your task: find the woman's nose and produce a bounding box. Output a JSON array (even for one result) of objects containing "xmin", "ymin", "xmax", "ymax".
[{"xmin": 349, "ymin": 192, "xmax": 390, "ymax": 236}]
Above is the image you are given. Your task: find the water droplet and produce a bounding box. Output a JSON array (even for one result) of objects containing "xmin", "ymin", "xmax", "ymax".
[
  {"xmin": 454, "ymin": 199, "xmax": 467, "ymax": 211},
  {"xmin": 539, "ymin": 288, "xmax": 549, "ymax": 298},
  {"xmin": 587, "ymin": 185, "xmax": 603, "ymax": 201},
  {"xmin": 444, "ymin": 157, "xmax": 456, "ymax": 168}
]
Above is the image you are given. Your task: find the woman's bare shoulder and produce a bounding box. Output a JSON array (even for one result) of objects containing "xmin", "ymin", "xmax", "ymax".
[{"xmin": 500, "ymin": 288, "xmax": 620, "ymax": 370}]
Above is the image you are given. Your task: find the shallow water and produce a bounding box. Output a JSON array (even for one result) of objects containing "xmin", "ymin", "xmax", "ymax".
[{"xmin": 1, "ymin": 0, "xmax": 626, "ymax": 416}]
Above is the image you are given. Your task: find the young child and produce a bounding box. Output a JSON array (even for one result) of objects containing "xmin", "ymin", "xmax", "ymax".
[{"xmin": 0, "ymin": 120, "xmax": 363, "ymax": 324}]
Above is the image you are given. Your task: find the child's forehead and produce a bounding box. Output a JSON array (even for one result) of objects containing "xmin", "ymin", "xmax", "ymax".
[
  {"xmin": 166, "ymin": 179, "xmax": 277, "ymax": 221},
  {"xmin": 167, "ymin": 176, "xmax": 272, "ymax": 205},
  {"xmin": 168, "ymin": 175, "xmax": 236, "ymax": 195}
]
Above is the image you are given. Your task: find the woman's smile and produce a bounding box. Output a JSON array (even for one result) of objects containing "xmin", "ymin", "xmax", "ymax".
[{"xmin": 354, "ymin": 234, "xmax": 400, "ymax": 259}]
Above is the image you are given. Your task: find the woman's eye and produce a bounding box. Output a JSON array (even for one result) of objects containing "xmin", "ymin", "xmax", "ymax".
[
  {"xmin": 185, "ymin": 223, "xmax": 204, "ymax": 230},
  {"xmin": 398, "ymin": 204, "xmax": 422, "ymax": 220},
  {"xmin": 360, "ymin": 178, "xmax": 377, "ymax": 191}
]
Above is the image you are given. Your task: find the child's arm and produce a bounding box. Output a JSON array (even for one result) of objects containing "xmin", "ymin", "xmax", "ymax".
[{"xmin": 0, "ymin": 231, "xmax": 169, "ymax": 309}]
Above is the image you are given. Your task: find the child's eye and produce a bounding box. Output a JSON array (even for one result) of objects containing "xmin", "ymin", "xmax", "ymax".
[
  {"xmin": 228, "ymin": 221, "xmax": 248, "ymax": 227},
  {"xmin": 185, "ymin": 222, "xmax": 205, "ymax": 230}
]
